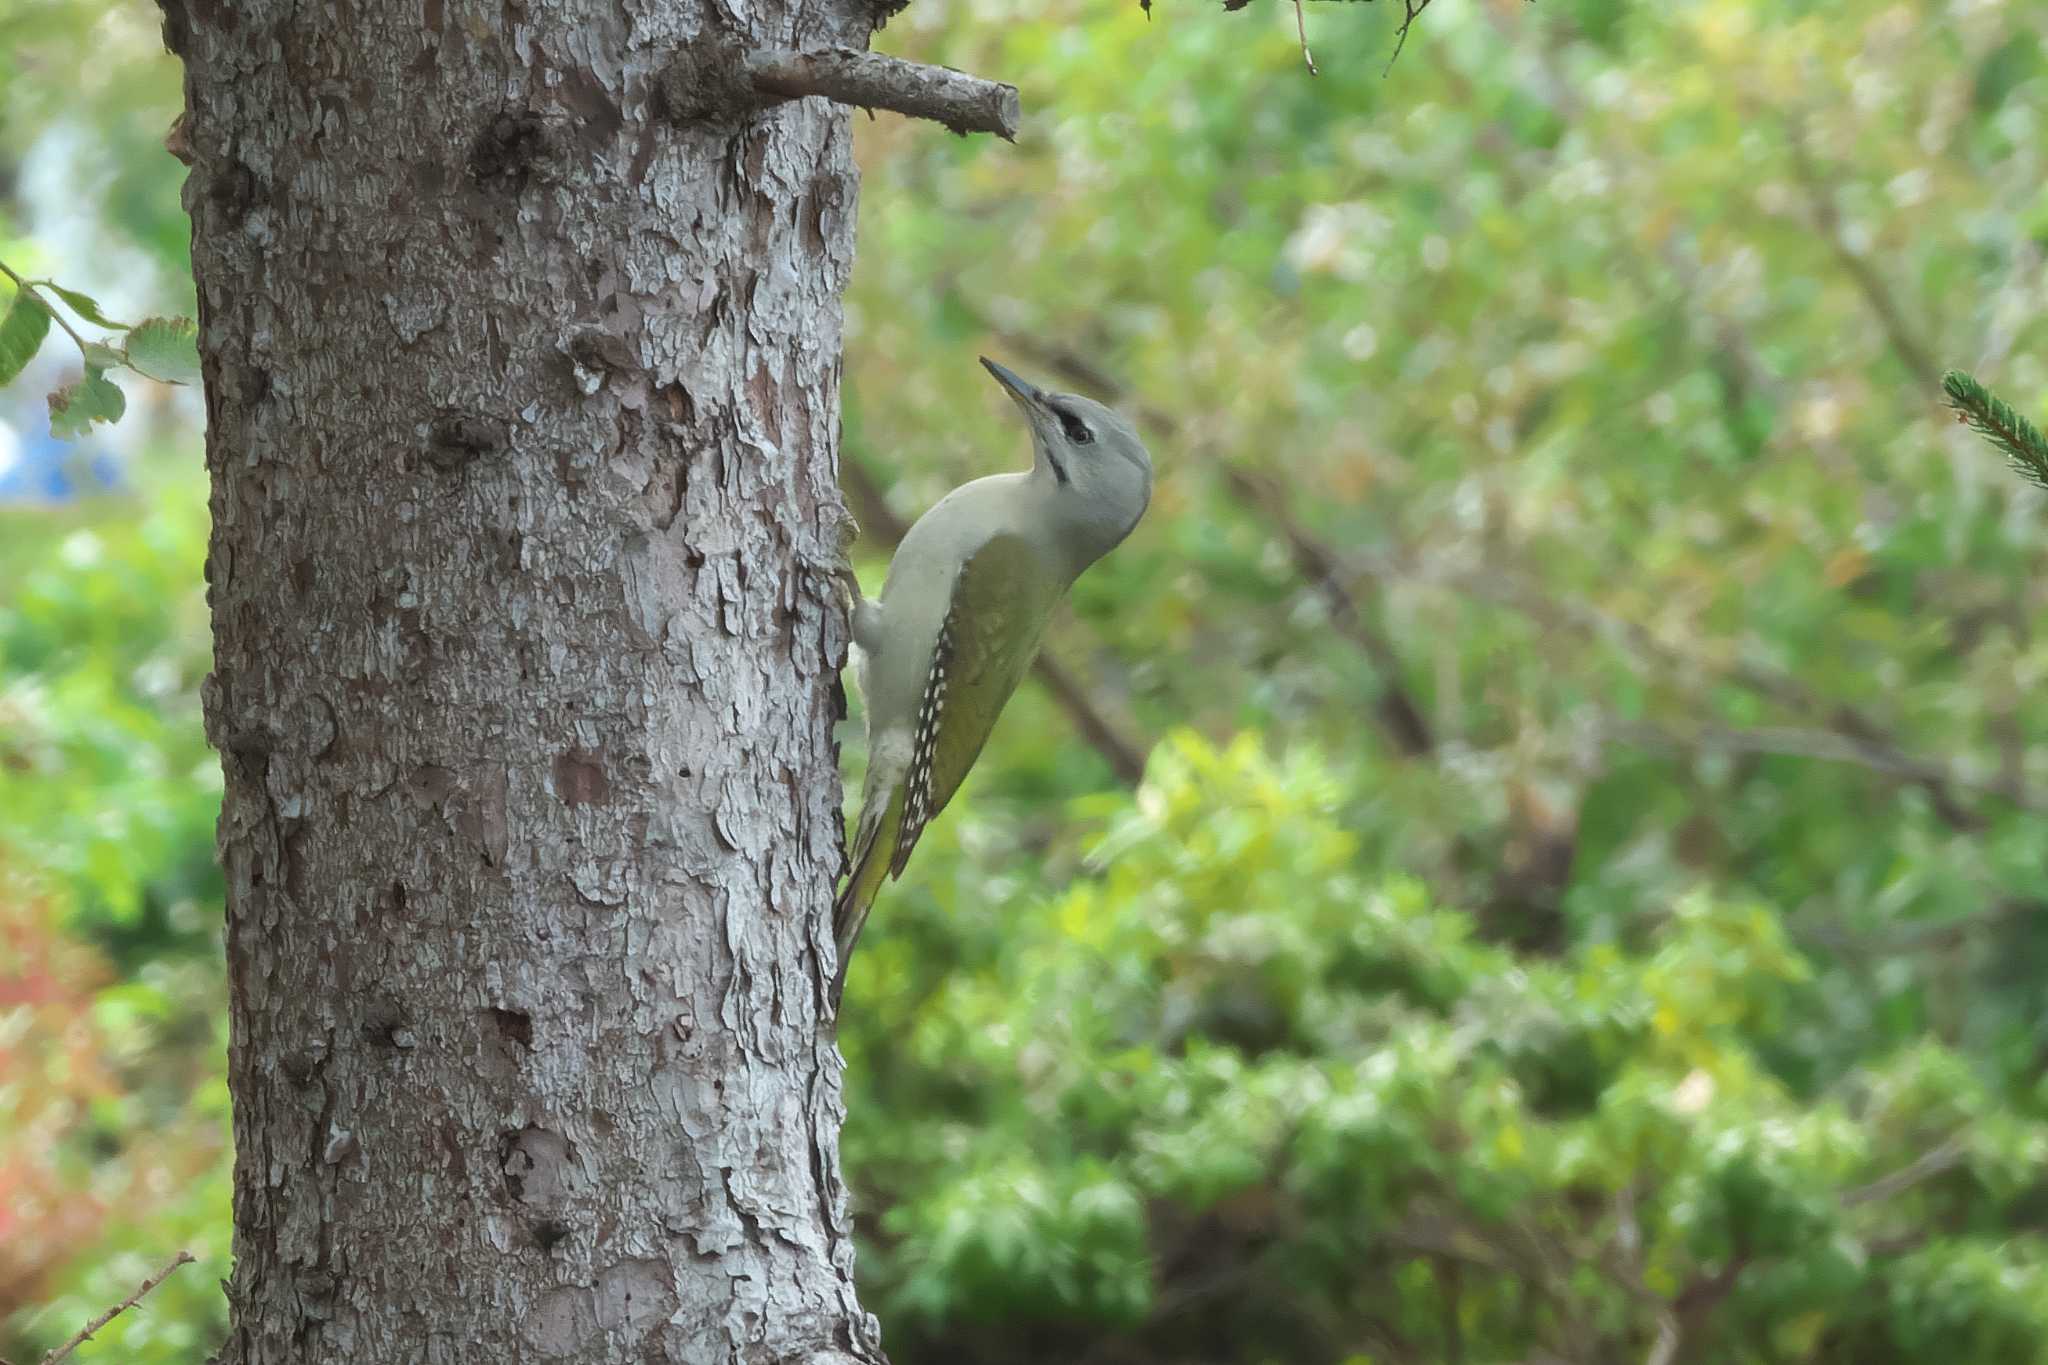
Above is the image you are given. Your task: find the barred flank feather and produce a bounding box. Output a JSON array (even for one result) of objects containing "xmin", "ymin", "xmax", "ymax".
[
  {"xmin": 831, "ymin": 534, "xmax": 1058, "ymax": 1006},
  {"xmin": 832, "ymin": 617, "xmax": 957, "ymax": 1005},
  {"xmin": 895, "ymin": 618, "xmax": 953, "ymax": 875}
]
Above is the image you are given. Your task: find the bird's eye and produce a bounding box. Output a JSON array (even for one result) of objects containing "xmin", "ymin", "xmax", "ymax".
[{"xmin": 1058, "ymin": 410, "xmax": 1095, "ymax": 445}]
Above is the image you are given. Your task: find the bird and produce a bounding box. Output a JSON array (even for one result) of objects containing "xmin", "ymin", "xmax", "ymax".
[{"xmin": 831, "ymin": 357, "xmax": 1153, "ymax": 1002}]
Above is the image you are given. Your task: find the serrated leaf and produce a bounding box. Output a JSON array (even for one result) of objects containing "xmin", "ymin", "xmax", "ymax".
[
  {"xmin": 0, "ymin": 287, "xmax": 53, "ymax": 386},
  {"xmin": 48, "ymin": 367, "xmax": 127, "ymax": 438},
  {"xmin": 43, "ymin": 283, "xmax": 130, "ymax": 330},
  {"xmin": 124, "ymin": 315, "xmax": 201, "ymax": 385}
]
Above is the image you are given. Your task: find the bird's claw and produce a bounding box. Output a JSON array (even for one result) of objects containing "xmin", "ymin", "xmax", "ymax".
[{"xmin": 822, "ymin": 505, "xmax": 866, "ymax": 616}]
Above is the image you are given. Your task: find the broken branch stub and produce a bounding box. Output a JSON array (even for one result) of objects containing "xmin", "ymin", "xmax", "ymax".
[{"xmin": 748, "ymin": 47, "xmax": 1020, "ymax": 140}]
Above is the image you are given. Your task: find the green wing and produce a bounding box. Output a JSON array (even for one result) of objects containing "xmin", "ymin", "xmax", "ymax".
[{"xmin": 890, "ymin": 532, "xmax": 1060, "ymax": 876}]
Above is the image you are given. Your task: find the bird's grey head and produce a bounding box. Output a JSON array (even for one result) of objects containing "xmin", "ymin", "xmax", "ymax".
[{"xmin": 981, "ymin": 357, "xmax": 1152, "ymax": 562}]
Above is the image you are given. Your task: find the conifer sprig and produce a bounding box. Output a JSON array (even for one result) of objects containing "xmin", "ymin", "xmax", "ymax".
[{"xmin": 1943, "ymin": 369, "xmax": 2048, "ymax": 492}]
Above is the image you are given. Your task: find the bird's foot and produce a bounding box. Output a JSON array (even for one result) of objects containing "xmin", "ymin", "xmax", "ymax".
[{"xmin": 808, "ymin": 505, "xmax": 874, "ymax": 644}]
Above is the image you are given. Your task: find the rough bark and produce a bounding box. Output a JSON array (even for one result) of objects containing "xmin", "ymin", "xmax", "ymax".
[{"xmin": 165, "ymin": 0, "xmax": 878, "ymax": 1358}]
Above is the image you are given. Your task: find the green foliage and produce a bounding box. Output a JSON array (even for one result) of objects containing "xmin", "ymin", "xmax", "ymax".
[
  {"xmin": 0, "ymin": 284, "xmax": 52, "ymax": 385},
  {"xmin": 46, "ymin": 365, "xmax": 127, "ymax": 438},
  {"xmin": 45, "ymin": 284, "xmax": 133, "ymax": 331},
  {"xmin": 0, "ymin": 477, "xmax": 219, "ymax": 957},
  {"xmin": 122, "ymin": 316, "xmax": 201, "ymax": 387},
  {"xmin": 0, "ymin": 862, "xmax": 230, "ymax": 1364},
  {"xmin": 1, "ymin": 0, "xmax": 193, "ymax": 270},
  {"xmin": 842, "ymin": 735, "xmax": 2048, "ymax": 1363},
  {"xmin": 1, "ymin": 269, "xmax": 198, "ymax": 437},
  {"xmin": 828, "ymin": 0, "xmax": 2048, "ymax": 1356},
  {"xmin": 1945, "ymin": 369, "xmax": 2048, "ymax": 493},
  {"xmin": 6, "ymin": 0, "xmax": 2048, "ymax": 1359},
  {"xmin": 0, "ymin": 478, "xmax": 228, "ymax": 1363}
]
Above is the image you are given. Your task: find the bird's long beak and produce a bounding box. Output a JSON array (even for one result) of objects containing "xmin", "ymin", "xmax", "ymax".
[
  {"xmin": 980, "ymin": 356, "xmax": 1045, "ymax": 413},
  {"xmin": 980, "ymin": 357, "xmax": 1068, "ymax": 483}
]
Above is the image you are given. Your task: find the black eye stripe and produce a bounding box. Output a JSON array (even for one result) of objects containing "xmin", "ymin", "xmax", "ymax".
[{"xmin": 1053, "ymin": 404, "xmax": 1095, "ymax": 444}]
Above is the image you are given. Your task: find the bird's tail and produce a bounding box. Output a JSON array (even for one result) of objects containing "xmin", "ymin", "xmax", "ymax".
[{"xmin": 832, "ymin": 781, "xmax": 904, "ymax": 1005}]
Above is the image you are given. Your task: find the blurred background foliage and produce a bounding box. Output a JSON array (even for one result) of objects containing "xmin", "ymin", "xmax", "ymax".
[{"xmin": 4, "ymin": 0, "xmax": 2048, "ymax": 1360}]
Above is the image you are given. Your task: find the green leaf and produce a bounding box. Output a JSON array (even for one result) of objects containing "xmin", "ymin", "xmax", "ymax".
[
  {"xmin": 43, "ymin": 282, "xmax": 131, "ymax": 330},
  {"xmin": 48, "ymin": 367, "xmax": 128, "ymax": 438},
  {"xmin": 0, "ymin": 286, "xmax": 53, "ymax": 386},
  {"xmin": 81, "ymin": 340, "xmax": 127, "ymax": 369},
  {"xmin": 124, "ymin": 315, "xmax": 201, "ymax": 385}
]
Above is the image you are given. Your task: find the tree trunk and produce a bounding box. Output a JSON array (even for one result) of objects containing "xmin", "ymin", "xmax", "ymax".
[{"xmin": 164, "ymin": 0, "xmax": 876, "ymax": 1357}]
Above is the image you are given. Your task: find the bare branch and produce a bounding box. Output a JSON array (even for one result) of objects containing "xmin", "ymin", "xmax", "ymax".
[
  {"xmin": 1840, "ymin": 1136, "xmax": 1968, "ymax": 1209},
  {"xmin": 749, "ymin": 48, "xmax": 1020, "ymax": 139},
  {"xmin": 1616, "ymin": 1139, "xmax": 1969, "ymax": 1365},
  {"xmin": 1360, "ymin": 538, "xmax": 2029, "ymax": 827},
  {"xmin": 1786, "ymin": 121, "xmax": 1939, "ymax": 386},
  {"xmin": 1218, "ymin": 461, "xmax": 1436, "ymax": 757},
  {"xmin": 1386, "ymin": 0, "xmax": 1436, "ymax": 73},
  {"xmin": 1594, "ymin": 716, "xmax": 2040, "ymax": 811},
  {"xmin": 1644, "ymin": 1313, "xmax": 1683, "ymax": 1365},
  {"xmin": 1293, "ymin": 0, "xmax": 1319, "ymax": 74},
  {"xmin": 1805, "ymin": 897, "xmax": 2045, "ymax": 957},
  {"xmin": 1029, "ymin": 646, "xmax": 1150, "ymax": 785},
  {"xmin": 1438, "ymin": 1255, "xmax": 1465, "ymax": 1365},
  {"xmin": 42, "ymin": 1252, "xmax": 194, "ymax": 1365}
]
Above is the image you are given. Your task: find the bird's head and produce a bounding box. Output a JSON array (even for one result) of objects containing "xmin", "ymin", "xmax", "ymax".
[{"xmin": 981, "ymin": 356, "xmax": 1152, "ymax": 559}]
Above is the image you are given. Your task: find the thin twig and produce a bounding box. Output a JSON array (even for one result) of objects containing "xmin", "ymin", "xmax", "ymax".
[
  {"xmin": 1293, "ymin": 0, "xmax": 1318, "ymax": 74},
  {"xmin": 1510, "ymin": 15, "xmax": 1891, "ymax": 499},
  {"xmin": 1361, "ymin": 534, "xmax": 2019, "ymax": 826},
  {"xmin": 1385, "ymin": 0, "xmax": 1435, "ymax": 74},
  {"xmin": 1028, "ymin": 646, "xmax": 1150, "ymax": 785},
  {"xmin": 1219, "ymin": 461, "xmax": 1435, "ymax": 756},
  {"xmin": 0, "ymin": 259, "xmax": 92, "ymax": 357},
  {"xmin": 1785, "ymin": 121, "xmax": 1939, "ymax": 386},
  {"xmin": 748, "ymin": 48, "xmax": 1020, "ymax": 139},
  {"xmin": 1617, "ymin": 1142, "xmax": 1967, "ymax": 1365},
  {"xmin": 1840, "ymin": 1137, "xmax": 1968, "ymax": 1209},
  {"xmin": 1474, "ymin": 26, "xmax": 1993, "ymax": 819},
  {"xmin": 1644, "ymin": 1313, "xmax": 1683, "ymax": 1365},
  {"xmin": 1803, "ymin": 897, "xmax": 2044, "ymax": 957},
  {"xmin": 1594, "ymin": 716, "xmax": 2037, "ymax": 810},
  {"xmin": 42, "ymin": 1251, "xmax": 195, "ymax": 1365},
  {"xmin": 1438, "ymin": 1255, "xmax": 1465, "ymax": 1365}
]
